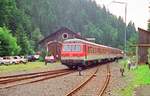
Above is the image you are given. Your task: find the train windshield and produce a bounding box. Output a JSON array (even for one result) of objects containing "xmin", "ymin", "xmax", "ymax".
[{"xmin": 63, "ymin": 45, "xmax": 81, "ymax": 52}]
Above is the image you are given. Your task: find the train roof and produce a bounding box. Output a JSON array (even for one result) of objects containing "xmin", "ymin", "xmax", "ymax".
[{"xmin": 64, "ymin": 38, "xmax": 122, "ymax": 51}]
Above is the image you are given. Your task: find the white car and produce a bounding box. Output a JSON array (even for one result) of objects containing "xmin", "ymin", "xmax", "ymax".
[
  {"xmin": 0, "ymin": 57, "xmax": 3, "ymax": 65},
  {"xmin": 34, "ymin": 55, "xmax": 40, "ymax": 60},
  {"xmin": 20, "ymin": 56, "xmax": 28, "ymax": 64},
  {"xmin": 0, "ymin": 57, "xmax": 11, "ymax": 65},
  {"xmin": 10, "ymin": 56, "xmax": 20, "ymax": 64}
]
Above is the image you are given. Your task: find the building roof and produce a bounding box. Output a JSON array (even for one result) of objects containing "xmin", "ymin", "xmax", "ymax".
[
  {"xmin": 138, "ymin": 27, "xmax": 150, "ymax": 34},
  {"xmin": 39, "ymin": 27, "xmax": 86, "ymax": 44},
  {"xmin": 138, "ymin": 27, "xmax": 150, "ymax": 44}
]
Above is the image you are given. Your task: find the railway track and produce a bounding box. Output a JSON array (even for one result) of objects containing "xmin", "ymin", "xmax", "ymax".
[
  {"xmin": 0, "ymin": 69, "xmax": 69, "ymax": 82},
  {"xmin": 97, "ymin": 64, "xmax": 111, "ymax": 96},
  {"xmin": 0, "ymin": 69, "xmax": 74, "ymax": 89},
  {"xmin": 65, "ymin": 64, "xmax": 111, "ymax": 96}
]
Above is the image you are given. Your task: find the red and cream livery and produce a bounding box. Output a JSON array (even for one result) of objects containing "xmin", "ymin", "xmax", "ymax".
[{"xmin": 61, "ymin": 38, "xmax": 123, "ymax": 69}]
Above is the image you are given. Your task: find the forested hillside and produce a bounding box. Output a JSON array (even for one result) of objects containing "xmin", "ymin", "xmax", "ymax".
[{"xmin": 0, "ymin": 0, "xmax": 137, "ymax": 56}]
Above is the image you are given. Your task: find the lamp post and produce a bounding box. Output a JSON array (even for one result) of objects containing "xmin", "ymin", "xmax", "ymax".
[{"xmin": 112, "ymin": 1, "xmax": 127, "ymax": 55}]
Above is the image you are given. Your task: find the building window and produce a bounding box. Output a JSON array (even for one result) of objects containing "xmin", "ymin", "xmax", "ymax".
[{"xmin": 62, "ymin": 33, "xmax": 68, "ymax": 39}]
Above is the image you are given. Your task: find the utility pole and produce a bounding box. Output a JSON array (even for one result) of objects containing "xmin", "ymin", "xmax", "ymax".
[{"xmin": 112, "ymin": 1, "xmax": 127, "ymax": 56}]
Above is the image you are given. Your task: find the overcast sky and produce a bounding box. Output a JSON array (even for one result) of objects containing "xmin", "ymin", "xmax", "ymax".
[{"xmin": 94, "ymin": 0, "xmax": 149, "ymax": 30}]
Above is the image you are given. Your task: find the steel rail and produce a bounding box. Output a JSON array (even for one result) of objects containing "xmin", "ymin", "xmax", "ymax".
[
  {"xmin": 65, "ymin": 63, "xmax": 111, "ymax": 96},
  {"xmin": 0, "ymin": 70, "xmax": 74, "ymax": 89},
  {"xmin": 65, "ymin": 67, "xmax": 99, "ymax": 96},
  {"xmin": 0, "ymin": 69, "xmax": 71, "ymax": 84},
  {"xmin": 0, "ymin": 69, "xmax": 69, "ymax": 79},
  {"xmin": 97, "ymin": 64, "xmax": 111, "ymax": 96}
]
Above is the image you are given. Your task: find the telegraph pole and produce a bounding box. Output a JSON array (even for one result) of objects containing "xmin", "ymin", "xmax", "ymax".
[{"xmin": 112, "ymin": 1, "xmax": 127, "ymax": 56}]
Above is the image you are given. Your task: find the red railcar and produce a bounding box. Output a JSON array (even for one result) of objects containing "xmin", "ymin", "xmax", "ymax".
[{"xmin": 61, "ymin": 38, "xmax": 123, "ymax": 69}]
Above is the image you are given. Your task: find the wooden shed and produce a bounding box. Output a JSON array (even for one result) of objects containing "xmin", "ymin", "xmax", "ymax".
[
  {"xmin": 39, "ymin": 27, "xmax": 86, "ymax": 59},
  {"xmin": 138, "ymin": 28, "xmax": 150, "ymax": 64}
]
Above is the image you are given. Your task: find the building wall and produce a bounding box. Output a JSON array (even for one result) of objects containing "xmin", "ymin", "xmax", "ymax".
[
  {"xmin": 138, "ymin": 28, "xmax": 150, "ymax": 64},
  {"xmin": 47, "ymin": 41, "xmax": 62, "ymax": 59},
  {"xmin": 138, "ymin": 46, "xmax": 148, "ymax": 63}
]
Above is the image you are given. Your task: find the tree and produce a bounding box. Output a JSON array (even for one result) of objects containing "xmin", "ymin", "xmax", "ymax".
[
  {"xmin": 16, "ymin": 25, "xmax": 34, "ymax": 55},
  {"xmin": 0, "ymin": 27, "xmax": 20, "ymax": 56},
  {"xmin": 126, "ymin": 22, "xmax": 137, "ymax": 54},
  {"xmin": 31, "ymin": 27, "xmax": 44, "ymax": 51},
  {"xmin": 0, "ymin": 0, "xmax": 137, "ymax": 55}
]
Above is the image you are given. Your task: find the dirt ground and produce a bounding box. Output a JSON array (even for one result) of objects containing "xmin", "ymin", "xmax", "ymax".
[{"xmin": 134, "ymin": 85, "xmax": 150, "ymax": 96}]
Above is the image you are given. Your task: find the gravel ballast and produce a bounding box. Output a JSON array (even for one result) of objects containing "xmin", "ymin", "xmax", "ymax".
[
  {"xmin": 73, "ymin": 64, "xmax": 107, "ymax": 96},
  {"xmin": 104, "ymin": 62, "xmax": 133, "ymax": 96}
]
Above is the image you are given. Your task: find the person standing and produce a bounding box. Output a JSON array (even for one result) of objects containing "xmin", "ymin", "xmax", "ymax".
[
  {"xmin": 78, "ymin": 66, "xmax": 82, "ymax": 76},
  {"xmin": 146, "ymin": 62, "xmax": 150, "ymax": 69},
  {"xmin": 120, "ymin": 68, "xmax": 125, "ymax": 77},
  {"xmin": 128, "ymin": 60, "xmax": 131, "ymax": 70}
]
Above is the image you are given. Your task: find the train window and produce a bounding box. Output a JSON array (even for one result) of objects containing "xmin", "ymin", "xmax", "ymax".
[
  {"xmin": 93, "ymin": 48, "xmax": 95, "ymax": 53},
  {"xmin": 72, "ymin": 45, "xmax": 80, "ymax": 51},
  {"xmin": 88, "ymin": 47, "xmax": 90, "ymax": 53},
  {"xmin": 92, "ymin": 48, "xmax": 94, "ymax": 53},
  {"xmin": 64, "ymin": 45, "xmax": 71, "ymax": 51},
  {"xmin": 88, "ymin": 47, "xmax": 92, "ymax": 53},
  {"xmin": 76, "ymin": 45, "xmax": 81, "ymax": 52},
  {"xmin": 71, "ymin": 45, "xmax": 76, "ymax": 51},
  {"xmin": 63, "ymin": 45, "xmax": 81, "ymax": 52}
]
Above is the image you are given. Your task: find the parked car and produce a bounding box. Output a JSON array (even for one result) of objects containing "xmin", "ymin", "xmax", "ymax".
[
  {"xmin": 45, "ymin": 55, "xmax": 56, "ymax": 64},
  {"xmin": 20, "ymin": 56, "xmax": 28, "ymax": 64},
  {"xmin": 10, "ymin": 56, "xmax": 20, "ymax": 64},
  {"xmin": 1, "ymin": 56, "xmax": 11, "ymax": 65},
  {"xmin": 34, "ymin": 55, "xmax": 40, "ymax": 60},
  {"xmin": 0, "ymin": 57, "xmax": 3, "ymax": 65},
  {"xmin": 27, "ymin": 55, "xmax": 36, "ymax": 62}
]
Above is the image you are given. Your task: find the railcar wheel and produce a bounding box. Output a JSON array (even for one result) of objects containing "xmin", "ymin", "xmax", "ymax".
[
  {"xmin": 72, "ymin": 66, "xmax": 77, "ymax": 69},
  {"xmin": 67, "ymin": 66, "xmax": 75, "ymax": 69}
]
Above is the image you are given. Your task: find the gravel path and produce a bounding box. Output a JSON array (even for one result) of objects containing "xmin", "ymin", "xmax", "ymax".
[{"xmin": 0, "ymin": 66, "xmax": 97, "ymax": 96}]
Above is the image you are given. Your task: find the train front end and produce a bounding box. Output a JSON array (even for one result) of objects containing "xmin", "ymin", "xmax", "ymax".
[{"xmin": 61, "ymin": 40, "xmax": 85, "ymax": 69}]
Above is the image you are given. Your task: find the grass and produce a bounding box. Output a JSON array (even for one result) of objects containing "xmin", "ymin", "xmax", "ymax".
[
  {"xmin": 0, "ymin": 61, "xmax": 61, "ymax": 74},
  {"xmin": 118, "ymin": 59, "xmax": 150, "ymax": 96}
]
